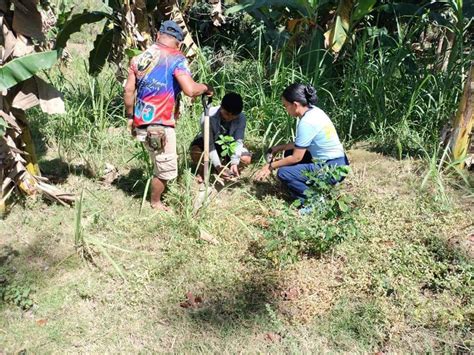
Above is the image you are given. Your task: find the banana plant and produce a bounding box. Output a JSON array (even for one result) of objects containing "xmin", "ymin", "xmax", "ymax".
[
  {"xmin": 54, "ymin": 0, "xmax": 226, "ymax": 77},
  {"xmin": 0, "ymin": 1, "xmax": 74, "ymax": 216},
  {"xmin": 226, "ymin": 0, "xmax": 470, "ymax": 53},
  {"xmin": 449, "ymin": 63, "xmax": 473, "ymax": 169}
]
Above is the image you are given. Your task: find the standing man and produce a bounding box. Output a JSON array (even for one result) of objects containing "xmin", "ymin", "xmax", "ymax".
[{"xmin": 124, "ymin": 20, "xmax": 213, "ymax": 211}]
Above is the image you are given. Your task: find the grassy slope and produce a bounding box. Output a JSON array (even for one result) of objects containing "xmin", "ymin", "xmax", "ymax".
[{"xmin": 0, "ymin": 136, "xmax": 472, "ymax": 352}]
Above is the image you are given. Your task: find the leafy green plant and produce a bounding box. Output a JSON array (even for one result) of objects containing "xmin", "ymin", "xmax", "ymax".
[
  {"xmin": 216, "ymin": 134, "xmax": 237, "ymax": 157},
  {"xmin": 0, "ymin": 51, "xmax": 60, "ymax": 91},
  {"xmin": 297, "ymin": 164, "xmax": 352, "ymax": 218},
  {"xmin": 1, "ymin": 282, "xmax": 34, "ymax": 310},
  {"xmin": 260, "ymin": 203, "xmax": 357, "ymax": 268}
]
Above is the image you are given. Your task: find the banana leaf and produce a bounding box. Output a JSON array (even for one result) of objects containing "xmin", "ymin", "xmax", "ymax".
[
  {"xmin": 465, "ymin": 1, "xmax": 474, "ymax": 18},
  {"xmin": 353, "ymin": 0, "xmax": 376, "ymax": 21},
  {"xmin": 107, "ymin": 0, "xmax": 122, "ymax": 11},
  {"xmin": 89, "ymin": 27, "xmax": 114, "ymax": 76},
  {"xmin": 55, "ymin": 10, "xmax": 110, "ymax": 49},
  {"xmin": 146, "ymin": 0, "xmax": 159, "ymax": 12},
  {"xmin": 226, "ymin": 0, "xmax": 314, "ymax": 17},
  {"xmin": 0, "ymin": 51, "xmax": 59, "ymax": 91},
  {"xmin": 0, "ymin": 117, "xmax": 6, "ymax": 136},
  {"xmin": 324, "ymin": 0, "xmax": 354, "ymax": 53}
]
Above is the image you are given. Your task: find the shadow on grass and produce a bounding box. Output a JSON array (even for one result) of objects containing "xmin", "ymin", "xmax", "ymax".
[
  {"xmin": 182, "ymin": 275, "xmax": 278, "ymax": 329},
  {"xmin": 250, "ymin": 179, "xmax": 292, "ymax": 203},
  {"xmin": 39, "ymin": 158, "xmax": 95, "ymax": 184},
  {"xmin": 29, "ymin": 109, "xmax": 49, "ymax": 161},
  {"xmin": 0, "ymin": 236, "xmax": 79, "ymax": 310},
  {"xmin": 112, "ymin": 168, "xmax": 148, "ymax": 199}
]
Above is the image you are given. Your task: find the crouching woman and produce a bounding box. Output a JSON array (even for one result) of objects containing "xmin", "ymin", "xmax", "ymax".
[{"xmin": 255, "ymin": 83, "xmax": 349, "ymax": 207}]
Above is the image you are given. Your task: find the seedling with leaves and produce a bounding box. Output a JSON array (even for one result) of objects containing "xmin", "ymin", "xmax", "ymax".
[{"xmin": 216, "ymin": 134, "xmax": 237, "ymax": 158}]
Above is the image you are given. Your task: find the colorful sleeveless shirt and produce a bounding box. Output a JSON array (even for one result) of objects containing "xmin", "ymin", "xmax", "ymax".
[{"xmin": 129, "ymin": 44, "xmax": 191, "ymax": 127}]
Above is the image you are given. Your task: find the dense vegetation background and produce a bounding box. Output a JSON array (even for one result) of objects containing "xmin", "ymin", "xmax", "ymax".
[{"xmin": 0, "ymin": 0, "xmax": 473, "ymax": 352}]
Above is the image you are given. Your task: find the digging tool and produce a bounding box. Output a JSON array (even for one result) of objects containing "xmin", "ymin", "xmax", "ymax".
[
  {"xmin": 202, "ymin": 95, "xmax": 212, "ymax": 185},
  {"xmin": 194, "ymin": 95, "xmax": 212, "ymax": 211}
]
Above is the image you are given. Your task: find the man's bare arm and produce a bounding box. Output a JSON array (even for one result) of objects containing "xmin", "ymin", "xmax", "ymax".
[
  {"xmin": 175, "ymin": 74, "xmax": 213, "ymax": 97},
  {"xmin": 124, "ymin": 69, "xmax": 136, "ymax": 117},
  {"xmin": 124, "ymin": 68, "xmax": 136, "ymax": 132}
]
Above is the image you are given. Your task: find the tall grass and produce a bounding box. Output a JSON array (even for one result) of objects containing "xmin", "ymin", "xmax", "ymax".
[
  {"xmin": 189, "ymin": 18, "xmax": 469, "ymax": 160},
  {"xmin": 33, "ymin": 17, "xmax": 470, "ymax": 202},
  {"xmin": 42, "ymin": 63, "xmax": 130, "ymax": 176}
]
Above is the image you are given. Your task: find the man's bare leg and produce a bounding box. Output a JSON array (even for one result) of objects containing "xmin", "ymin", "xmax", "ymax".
[{"xmin": 151, "ymin": 177, "xmax": 170, "ymax": 211}]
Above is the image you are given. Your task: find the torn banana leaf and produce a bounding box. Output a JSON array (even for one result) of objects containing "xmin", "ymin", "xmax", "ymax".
[{"xmin": 0, "ymin": 50, "xmax": 59, "ymax": 91}]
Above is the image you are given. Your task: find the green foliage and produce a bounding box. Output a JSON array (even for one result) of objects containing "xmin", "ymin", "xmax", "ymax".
[
  {"xmin": 353, "ymin": 0, "xmax": 377, "ymax": 21},
  {"xmin": 299, "ymin": 164, "xmax": 352, "ymax": 218},
  {"xmin": 256, "ymin": 165, "xmax": 355, "ymax": 268},
  {"xmin": 125, "ymin": 48, "xmax": 143, "ymax": 59},
  {"xmin": 1, "ymin": 282, "xmax": 34, "ymax": 310},
  {"xmin": 89, "ymin": 27, "xmax": 114, "ymax": 76},
  {"xmin": 0, "ymin": 51, "xmax": 59, "ymax": 91},
  {"xmin": 260, "ymin": 201, "xmax": 357, "ymax": 268},
  {"xmin": 55, "ymin": 10, "xmax": 109, "ymax": 49},
  {"xmin": 216, "ymin": 134, "xmax": 237, "ymax": 157},
  {"xmin": 43, "ymin": 65, "xmax": 124, "ymax": 175}
]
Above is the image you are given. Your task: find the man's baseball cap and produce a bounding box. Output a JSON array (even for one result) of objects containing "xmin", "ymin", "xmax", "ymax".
[{"xmin": 159, "ymin": 20, "xmax": 184, "ymax": 42}]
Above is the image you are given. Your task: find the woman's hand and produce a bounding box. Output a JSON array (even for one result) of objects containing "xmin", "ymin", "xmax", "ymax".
[{"xmin": 255, "ymin": 164, "xmax": 272, "ymax": 181}]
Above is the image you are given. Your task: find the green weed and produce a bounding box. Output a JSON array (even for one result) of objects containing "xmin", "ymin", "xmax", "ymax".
[
  {"xmin": 1, "ymin": 281, "xmax": 34, "ymax": 310},
  {"xmin": 259, "ymin": 204, "xmax": 357, "ymax": 269},
  {"xmin": 298, "ymin": 164, "xmax": 353, "ymax": 218}
]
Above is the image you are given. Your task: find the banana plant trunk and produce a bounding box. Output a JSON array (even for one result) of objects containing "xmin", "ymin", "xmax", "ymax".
[{"xmin": 450, "ymin": 62, "xmax": 474, "ymax": 169}]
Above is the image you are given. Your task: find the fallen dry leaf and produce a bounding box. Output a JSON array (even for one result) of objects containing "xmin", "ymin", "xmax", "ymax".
[
  {"xmin": 100, "ymin": 163, "xmax": 119, "ymax": 185},
  {"xmin": 468, "ymin": 233, "xmax": 474, "ymax": 243},
  {"xmin": 281, "ymin": 287, "xmax": 301, "ymax": 301},
  {"xmin": 264, "ymin": 332, "xmax": 281, "ymax": 343},
  {"xmin": 36, "ymin": 318, "xmax": 47, "ymax": 326},
  {"xmin": 179, "ymin": 291, "xmax": 203, "ymax": 309},
  {"xmin": 199, "ymin": 229, "xmax": 219, "ymax": 245}
]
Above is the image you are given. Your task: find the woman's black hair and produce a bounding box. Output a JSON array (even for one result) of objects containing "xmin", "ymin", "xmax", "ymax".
[
  {"xmin": 221, "ymin": 92, "xmax": 243, "ymax": 115},
  {"xmin": 282, "ymin": 83, "xmax": 318, "ymax": 107}
]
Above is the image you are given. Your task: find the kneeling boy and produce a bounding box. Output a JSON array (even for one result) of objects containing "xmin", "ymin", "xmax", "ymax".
[{"xmin": 190, "ymin": 92, "xmax": 251, "ymax": 180}]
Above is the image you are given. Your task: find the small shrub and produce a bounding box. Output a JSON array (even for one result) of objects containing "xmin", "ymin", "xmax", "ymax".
[
  {"xmin": 1, "ymin": 282, "xmax": 34, "ymax": 310},
  {"xmin": 261, "ymin": 207, "xmax": 356, "ymax": 268},
  {"xmin": 258, "ymin": 164, "xmax": 356, "ymax": 268},
  {"xmin": 298, "ymin": 164, "xmax": 352, "ymax": 219}
]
